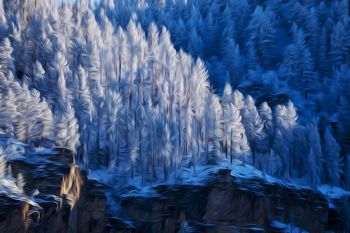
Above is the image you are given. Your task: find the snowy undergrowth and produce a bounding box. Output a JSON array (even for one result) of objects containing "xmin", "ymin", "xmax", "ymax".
[
  {"xmin": 0, "ymin": 142, "xmax": 37, "ymax": 206},
  {"xmin": 89, "ymin": 157, "xmax": 350, "ymax": 203},
  {"xmin": 271, "ymin": 220, "xmax": 310, "ymax": 233}
]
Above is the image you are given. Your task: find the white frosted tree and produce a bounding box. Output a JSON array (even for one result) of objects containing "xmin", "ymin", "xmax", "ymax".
[
  {"xmin": 81, "ymin": 39, "xmax": 104, "ymax": 153},
  {"xmin": 160, "ymin": 124, "xmax": 172, "ymax": 179},
  {"xmin": 0, "ymin": 88, "xmax": 18, "ymax": 136},
  {"xmin": 242, "ymin": 95, "xmax": 265, "ymax": 165},
  {"xmin": 0, "ymin": 148, "xmax": 6, "ymax": 177},
  {"xmin": 221, "ymin": 84, "xmax": 232, "ymax": 159},
  {"xmin": 207, "ymin": 95, "xmax": 223, "ymax": 164},
  {"xmin": 227, "ymin": 103, "xmax": 250, "ymax": 164},
  {"xmin": 46, "ymin": 50, "xmax": 72, "ymax": 112},
  {"xmin": 221, "ymin": 84, "xmax": 232, "ymax": 109},
  {"xmin": 232, "ymin": 90, "xmax": 245, "ymax": 113},
  {"xmin": 256, "ymin": 102, "xmax": 274, "ymax": 172},
  {"xmin": 74, "ymin": 65, "xmax": 93, "ymax": 167},
  {"xmin": 0, "ymin": 38, "xmax": 15, "ymax": 78},
  {"xmin": 273, "ymin": 102, "xmax": 298, "ymax": 178},
  {"xmin": 55, "ymin": 104, "xmax": 80, "ymax": 154},
  {"xmin": 14, "ymin": 86, "xmax": 55, "ymax": 146},
  {"xmin": 104, "ymin": 90, "xmax": 123, "ymax": 167},
  {"xmin": 16, "ymin": 173, "xmax": 25, "ymax": 192},
  {"xmin": 258, "ymin": 102, "xmax": 274, "ymax": 146}
]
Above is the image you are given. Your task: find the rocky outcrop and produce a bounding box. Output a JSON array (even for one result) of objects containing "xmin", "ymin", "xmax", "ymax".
[
  {"xmin": 1, "ymin": 146, "xmax": 349, "ymax": 233},
  {"xmin": 119, "ymin": 170, "xmax": 350, "ymax": 233},
  {"xmin": 0, "ymin": 141, "xmax": 137, "ymax": 233},
  {"xmin": 0, "ymin": 146, "xmax": 110, "ymax": 233},
  {"xmin": 0, "ymin": 197, "xmax": 33, "ymax": 233}
]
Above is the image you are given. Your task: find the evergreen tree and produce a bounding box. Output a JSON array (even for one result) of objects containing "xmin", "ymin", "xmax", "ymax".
[
  {"xmin": 281, "ymin": 24, "xmax": 317, "ymax": 99},
  {"xmin": 242, "ymin": 96, "xmax": 265, "ymax": 165},
  {"xmin": 322, "ymin": 126, "xmax": 341, "ymax": 186},
  {"xmin": 55, "ymin": 104, "xmax": 80, "ymax": 154},
  {"xmin": 245, "ymin": 6, "xmax": 276, "ymax": 69},
  {"xmin": 0, "ymin": 148, "xmax": 6, "ymax": 178},
  {"xmin": 329, "ymin": 20, "xmax": 350, "ymax": 70}
]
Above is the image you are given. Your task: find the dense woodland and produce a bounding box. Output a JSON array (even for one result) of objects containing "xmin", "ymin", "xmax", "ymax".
[{"xmin": 0, "ymin": 0, "xmax": 349, "ymax": 189}]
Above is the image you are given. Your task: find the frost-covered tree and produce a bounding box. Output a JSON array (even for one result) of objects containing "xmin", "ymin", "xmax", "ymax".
[
  {"xmin": 228, "ymin": 103, "xmax": 249, "ymax": 163},
  {"xmin": 0, "ymin": 148, "xmax": 6, "ymax": 177},
  {"xmin": 104, "ymin": 90, "xmax": 122, "ymax": 167},
  {"xmin": 161, "ymin": 124, "xmax": 172, "ymax": 179},
  {"xmin": 258, "ymin": 102, "xmax": 274, "ymax": 147},
  {"xmin": 203, "ymin": 94, "xmax": 222, "ymax": 164},
  {"xmin": 273, "ymin": 102, "xmax": 298, "ymax": 178},
  {"xmin": 55, "ymin": 104, "xmax": 80, "ymax": 154},
  {"xmin": 0, "ymin": 38, "xmax": 15, "ymax": 78},
  {"xmin": 74, "ymin": 65, "xmax": 93, "ymax": 166},
  {"xmin": 242, "ymin": 96, "xmax": 264, "ymax": 165}
]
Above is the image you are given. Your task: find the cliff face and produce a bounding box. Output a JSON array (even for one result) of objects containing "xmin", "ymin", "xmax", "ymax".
[
  {"xmin": 0, "ymin": 148, "xmax": 349, "ymax": 233},
  {"xmin": 0, "ymin": 147, "xmax": 114, "ymax": 233},
  {"xmin": 120, "ymin": 170, "xmax": 349, "ymax": 233}
]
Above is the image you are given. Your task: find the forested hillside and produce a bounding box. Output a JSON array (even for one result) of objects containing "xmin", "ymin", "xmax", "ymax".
[{"xmin": 0, "ymin": 0, "xmax": 349, "ymax": 190}]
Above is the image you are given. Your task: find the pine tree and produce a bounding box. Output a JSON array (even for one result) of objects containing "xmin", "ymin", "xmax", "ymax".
[
  {"xmin": 318, "ymin": 27, "xmax": 331, "ymax": 77},
  {"xmin": 273, "ymin": 102, "xmax": 298, "ymax": 178},
  {"xmin": 337, "ymin": 66, "xmax": 350, "ymax": 154},
  {"xmin": 16, "ymin": 173, "xmax": 25, "ymax": 192},
  {"xmin": 74, "ymin": 65, "xmax": 93, "ymax": 167},
  {"xmin": 230, "ymin": 0, "xmax": 250, "ymax": 48},
  {"xmin": 0, "ymin": 38, "xmax": 15, "ymax": 78},
  {"xmin": 329, "ymin": 20, "xmax": 350, "ymax": 70},
  {"xmin": 0, "ymin": 88, "xmax": 18, "ymax": 136},
  {"xmin": 242, "ymin": 96, "xmax": 265, "ymax": 165},
  {"xmin": 305, "ymin": 122, "xmax": 322, "ymax": 188},
  {"xmin": 104, "ymin": 90, "xmax": 122, "ymax": 166},
  {"xmin": 322, "ymin": 126, "xmax": 341, "ymax": 186},
  {"xmin": 55, "ymin": 104, "xmax": 80, "ymax": 154},
  {"xmin": 245, "ymin": 6, "xmax": 276, "ymax": 69},
  {"xmin": 227, "ymin": 103, "xmax": 249, "ymax": 163},
  {"xmin": 0, "ymin": 148, "xmax": 6, "ymax": 178},
  {"xmin": 258, "ymin": 102, "xmax": 273, "ymax": 145},
  {"xmin": 257, "ymin": 102, "xmax": 274, "ymax": 171},
  {"xmin": 281, "ymin": 24, "xmax": 317, "ymax": 99},
  {"xmin": 232, "ymin": 90, "xmax": 245, "ymax": 113},
  {"xmin": 161, "ymin": 124, "xmax": 172, "ymax": 179},
  {"xmin": 224, "ymin": 39, "xmax": 244, "ymax": 87}
]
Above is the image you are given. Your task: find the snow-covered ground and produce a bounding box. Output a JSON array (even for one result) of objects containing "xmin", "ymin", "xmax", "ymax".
[
  {"xmin": 271, "ymin": 220, "xmax": 309, "ymax": 233},
  {"xmin": 89, "ymin": 158, "xmax": 350, "ymax": 203}
]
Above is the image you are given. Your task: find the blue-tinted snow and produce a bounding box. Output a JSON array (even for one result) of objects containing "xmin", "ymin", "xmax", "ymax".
[
  {"xmin": 271, "ymin": 220, "xmax": 309, "ymax": 233},
  {"xmin": 89, "ymin": 158, "xmax": 350, "ymax": 204}
]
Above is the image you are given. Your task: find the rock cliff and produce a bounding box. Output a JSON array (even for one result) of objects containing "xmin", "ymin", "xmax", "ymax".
[{"xmin": 0, "ymin": 145, "xmax": 349, "ymax": 233}]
